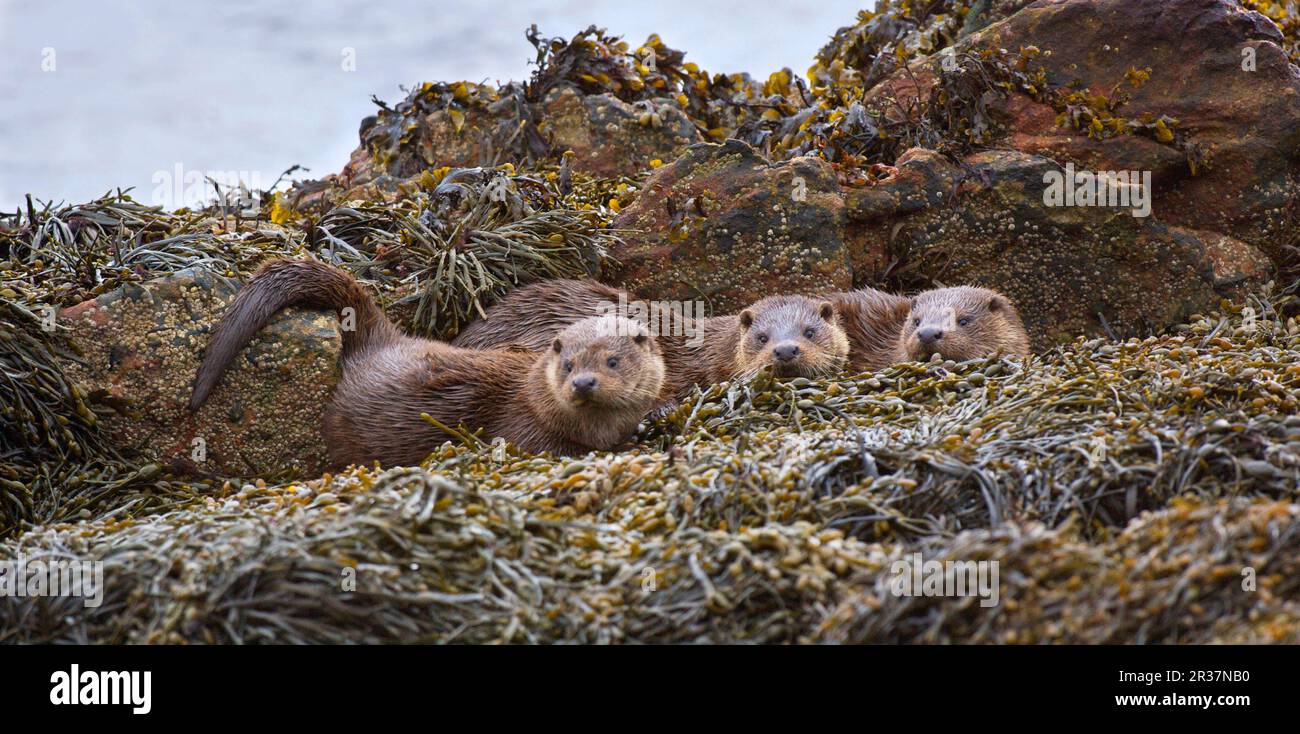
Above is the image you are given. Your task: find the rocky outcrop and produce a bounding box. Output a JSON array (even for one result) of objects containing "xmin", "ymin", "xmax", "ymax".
[
  {"xmin": 336, "ymin": 83, "xmax": 702, "ymax": 192},
  {"xmin": 303, "ymin": 0, "xmax": 1299, "ymax": 345},
  {"xmin": 986, "ymin": 0, "xmax": 1300, "ymax": 257},
  {"xmin": 857, "ymin": 0, "xmax": 1300, "ymax": 260},
  {"xmin": 58, "ymin": 270, "xmax": 338, "ymax": 477},
  {"xmin": 604, "ymin": 140, "xmax": 852, "ymax": 312},
  {"xmin": 846, "ymin": 149, "xmax": 1272, "ymax": 346},
  {"xmin": 577, "ymin": 0, "xmax": 1300, "ymax": 339}
]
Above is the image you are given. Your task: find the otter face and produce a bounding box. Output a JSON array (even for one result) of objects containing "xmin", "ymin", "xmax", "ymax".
[
  {"xmin": 546, "ymin": 316, "xmax": 665, "ymax": 412},
  {"xmin": 735, "ymin": 296, "xmax": 850, "ymax": 378},
  {"xmin": 899, "ymin": 286, "xmax": 1030, "ymax": 362}
]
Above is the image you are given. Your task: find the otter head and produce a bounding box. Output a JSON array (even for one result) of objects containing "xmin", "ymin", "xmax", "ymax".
[
  {"xmin": 544, "ymin": 315, "xmax": 666, "ymax": 414},
  {"xmin": 735, "ymin": 296, "xmax": 850, "ymax": 378},
  {"xmin": 898, "ymin": 286, "xmax": 1030, "ymax": 362}
]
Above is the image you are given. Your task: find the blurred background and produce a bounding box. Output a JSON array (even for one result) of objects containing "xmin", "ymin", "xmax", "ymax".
[{"xmin": 0, "ymin": 0, "xmax": 858, "ymax": 211}]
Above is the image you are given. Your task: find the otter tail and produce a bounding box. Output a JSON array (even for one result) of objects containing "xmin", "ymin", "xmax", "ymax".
[{"xmin": 189, "ymin": 258, "xmax": 399, "ymax": 411}]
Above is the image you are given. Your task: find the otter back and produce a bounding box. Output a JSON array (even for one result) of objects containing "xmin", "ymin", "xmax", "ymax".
[{"xmin": 823, "ymin": 287, "xmax": 912, "ymax": 372}]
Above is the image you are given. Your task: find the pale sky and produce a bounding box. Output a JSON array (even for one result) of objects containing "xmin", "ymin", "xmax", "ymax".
[{"xmin": 0, "ymin": 0, "xmax": 863, "ymax": 210}]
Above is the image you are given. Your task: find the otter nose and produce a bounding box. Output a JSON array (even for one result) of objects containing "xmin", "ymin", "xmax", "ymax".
[
  {"xmin": 571, "ymin": 375, "xmax": 598, "ymax": 395},
  {"xmin": 917, "ymin": 327, "xmax": 944, "ymax": 344},
  {"xmin": 772, "ymin": 344, "xmax": 800, "ymax": 363}
]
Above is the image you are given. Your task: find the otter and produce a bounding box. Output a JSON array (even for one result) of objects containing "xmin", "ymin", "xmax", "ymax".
[
  {"xmin": 827, "ymin": 285, "xmax": 1030, "ymax": 370},
  {"xmin": 189, "ymin": 260, "xmax": 665, "ymax": 468},
  {"xmin": 451, "ymin": 279, "xmax": 851, "ymax": 400},
  {"xmin": 453, "ymin": 279, "xmax": 626, "ymax": 351},
  {"xmin": 897, "ymin": 285, "xmax": 1030, "ymax": 362}
]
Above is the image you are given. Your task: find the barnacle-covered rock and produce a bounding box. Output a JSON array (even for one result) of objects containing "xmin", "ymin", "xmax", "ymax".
[
  {"xmin": 539, "ymin": 86, "xmax": 701, "ymax": 178},
  {"xmin": 848, "ymin": 148, "xmax": 1273, "ymax": 346},
  {"xmin": 604, "ymin": 139, "xmax": 852, "ymax": 311},
  {"xmin": 58, "ymin": 269, "xmax": 338, "ymax": 477}
]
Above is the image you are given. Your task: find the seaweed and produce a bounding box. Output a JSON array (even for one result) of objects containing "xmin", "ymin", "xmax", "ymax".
[{"xmin": 2, "ymin": 280, "xmax": 1297, "ymax": 642}]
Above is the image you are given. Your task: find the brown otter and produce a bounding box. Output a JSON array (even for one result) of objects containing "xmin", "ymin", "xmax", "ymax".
[
  {"xmin": 827, "ymin": 285, "xmax": 1030, "ymax": 370},
  {"xmin": 451, "ymin": 279, "xmax": 851, "ymax": 400},
  {"xmin": 189, "ymin": 260, "xmax": 665, "ymax": 467},
  {"xmin": 453, "ymin": 279, "xmax": 626, "ymax": 351}
]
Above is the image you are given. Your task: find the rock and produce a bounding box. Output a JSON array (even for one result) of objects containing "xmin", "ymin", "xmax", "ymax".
[
  {"xmin": 863, "ymin": 0, "xmax": 1300, "ymax": 260},
  {"xmin": 604, "ymin": 139, "xmax": 853, "ymax": 312},
  {"xmin": 538, "ymin": 87, "xmax": 702, "ymax": 178},
  {"xmin": 58, "ymin": 269, "xmax": 339, "ymax": 477},
  {"xmin": 985, "ymin": 0, "xmax": 1300, "ymax": 259},
  {"xmin": 843, "ymin": 147, "xmax": 959, "ymax": 275},
  {"xmin": 846, "ymin": 148, "xmax": 1272, "ymax": 346},
  {"xmin": 331, "ymin": 83, "xmax": 702, "ymax": 193},
  {"xmin": 298, "ymin": 0, "xmax": 1296, "ymax": 347}
]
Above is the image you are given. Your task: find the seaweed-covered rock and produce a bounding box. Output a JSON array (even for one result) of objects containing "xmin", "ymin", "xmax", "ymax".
[
  {"xmin": 604, "ymin": 139, "xmax": 852, "ymax": 311},
  {"xmin": 540, "ymin": 86, "xmax": 701, "ymax": 178},
  {"xmin": 812, "ymin": 1, "xmax": 1037, "ymax": 89},
  {"xmin": 335, "ymin": 81, "xmax": 702, "ymax": 190},
  {"xmin": 815, "ymin": 497, "xmax": 1300, "ymax": 644},
  {"xmin": 852, "ymin": 0, "xmax": 1300, "ymax": 259},
  {"xmin": 847, "ymin": 148, "xmax": 1273, "ymax": 346},
  {"xmin": 58, "ymin": 269, "xmax": 338, "ymax": 477}
]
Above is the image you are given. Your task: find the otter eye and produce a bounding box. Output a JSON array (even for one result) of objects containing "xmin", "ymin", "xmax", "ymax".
[
  {"xmin": 563, "ymin": 360, "xmax": 574, "ymax": 373},
  {"xmin": 756, "ymin": 334, "xmax": 769, "ymax": 345},
  {"xmin": 606, "ymin": 357, "xmax": 619, "ymax": 369},
  {"xmin": 958, "ymin": 317, "xmax": 971, "ymax": 327},
  {"xmin": 803, "ymin": 327, "xmax": 816, "ymax": 340},
  {"xmin": 912, "ymin": 318, "xmax": 921, "ymax": 326}
]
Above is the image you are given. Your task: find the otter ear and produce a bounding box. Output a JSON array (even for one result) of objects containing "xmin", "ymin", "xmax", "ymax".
[
  {"xmin": 818, "ymin": 301, "xmax": 835, "ymax": 322},
  {"xmin": 988, "ymin": 295, "xmax": 1006, "ymax": 312},
  {"xmin": 551, "ymin": 338, "xmax": 563, "ymax": 354},
  {"xmin": 739, "ymin": 310, "xmax": 754, "ymax": 329},
  {"xmin": 633, "ymin": 331, "xmax": 648, "ymax": 346}
]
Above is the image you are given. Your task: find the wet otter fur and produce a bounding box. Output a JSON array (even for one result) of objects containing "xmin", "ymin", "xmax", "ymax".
[
  {"xmin": 451, "ymin": 279, "xmax": 851, "ymax": 399},
  {"xmin": 189, "ymin": 260, "xmax": 665, "ymax": 467},
  {"xmin": 897, "ymin": 285, "xmax": 1030, "ymax": 363},
  {"xmin": 827, "ymin": 285, "xmax": 1030, "ymax": 370},
  {"xmin": 453, "ymin": 279, "xmax": 626, "ymax": 351}
]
